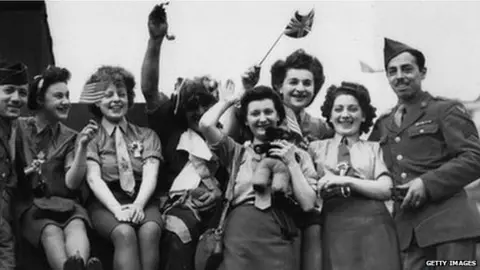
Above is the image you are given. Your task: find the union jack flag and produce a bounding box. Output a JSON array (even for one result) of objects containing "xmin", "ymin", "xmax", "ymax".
[
  {"xmin": 284, "ymin": 9, "xmax": 315, "ymax": 39},
  {"xmin": 79, "ymin": 81, "xmax": 109, "ymax": 103}
]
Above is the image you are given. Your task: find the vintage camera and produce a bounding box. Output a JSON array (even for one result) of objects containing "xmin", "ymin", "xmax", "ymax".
[{"xmin": 253, "ymin": 127, "xmax": 294, "ymax": 157}]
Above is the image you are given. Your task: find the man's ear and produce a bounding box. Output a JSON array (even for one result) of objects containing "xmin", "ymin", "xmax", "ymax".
[{"xmin": 420, "ymin": 67, "xmax": 427, "ymax": 80}]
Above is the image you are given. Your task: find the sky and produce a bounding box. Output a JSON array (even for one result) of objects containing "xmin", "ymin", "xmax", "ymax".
[{"xmin": 45, "ymin": 1, "xmax": 480, "ymax": 117}]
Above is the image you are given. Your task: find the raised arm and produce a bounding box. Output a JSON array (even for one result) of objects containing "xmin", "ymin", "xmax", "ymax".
[
  {"xmin": 222, "ymin": 66, "xmax": 260, "ymax": 142},
  {"xmin": 141, "ymin": 4, "xmax": 170, "ymax": 112},
  {"xmin": 66, "ymin": 120, "xmax": 99, "ymax": 190},
  {"xmin": 199, "ymin": 99, "xmax": 235, "ymax": 145}
]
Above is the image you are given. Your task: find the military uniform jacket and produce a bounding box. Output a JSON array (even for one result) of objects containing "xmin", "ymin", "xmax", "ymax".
[{"xmin": 369, "ymin": 91, "xmax": 480, "ymax": 250}]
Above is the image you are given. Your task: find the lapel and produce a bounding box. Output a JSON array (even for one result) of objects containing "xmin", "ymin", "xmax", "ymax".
[
  {"xmin": 0, "ymin": 117, "xmax": 12, "ymax": 161},
  {"xmin": 398, "ymin": 92, "xmax": 432, "ymax": 134},
  {"xmin": 382, "ymin": 108, "xmax": 398, "ymax": 134}
]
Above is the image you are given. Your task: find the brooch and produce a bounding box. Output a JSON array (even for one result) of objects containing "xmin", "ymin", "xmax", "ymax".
[
  {"xmin": 129, "ymin": 141, "xmax": 144, "ymax": 158},
  {"xmin": 25, "ymin": 151, "xmax": 46, "ymax": 175}
]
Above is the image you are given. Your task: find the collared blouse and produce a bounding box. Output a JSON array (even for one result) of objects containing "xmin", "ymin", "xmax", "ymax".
[
  {"xmin": 86, "ymin": 118, "xmax": 163, "ymax": 183},
  {"xmin": 308, "ymin": 137, "xmax": 389, "ymax": 180},
  {"xmin": 210, "ymin": 134, "xmax": 318, "ymax": 206},
  {"xmin": 17, "ymin": 117, "xmax": 75, "ymax": 171}
]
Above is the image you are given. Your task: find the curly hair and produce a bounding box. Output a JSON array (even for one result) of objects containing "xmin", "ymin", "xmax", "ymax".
[
  {"xmin": 173, "ymin": 77, "xmax": 218, "ymax": 130},
  {"xmin": 86, "ymin": 66, "xmax": 136, "ymax": 118},
  {"xmin": 321, "ymin": 82, "xmax": 377, "ymax": 135},
  {"xmin": 237, "ymin": 85, "xmax": 286, "ymax": 140},
  {"xmin": 270, "ymin": 49, "xmax": 325, "ymax": 106},
  {"xmin": 28, "ymin": 66, "xmax": 71, "ymax": 110}
]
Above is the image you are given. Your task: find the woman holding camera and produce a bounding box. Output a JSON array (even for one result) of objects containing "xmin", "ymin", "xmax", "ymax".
[
  {"xmin": 18, "ymin": 66, "xmax": 101, "ymax": 270},
  {"xmin": 308, "ymin": 82, "xmax": 401, "ymax": 270},
  {"xmin": 199, "ymin": 85, "xmax": 317, "ymax": 270},
  {"xmin": 83, "ymin": 66, "xmax": 163, "ymax": 270}
]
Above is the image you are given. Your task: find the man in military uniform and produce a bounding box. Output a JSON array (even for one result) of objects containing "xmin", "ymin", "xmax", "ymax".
[
  {"xmin": 0, "ymin": 61, "xmax": 29, "ymax": 270},
  {"xmin": 369, "ymin": 38, "xmax": 480, "ymax": 270}
]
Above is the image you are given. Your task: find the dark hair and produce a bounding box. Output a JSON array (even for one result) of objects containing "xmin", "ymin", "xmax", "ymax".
[
  {"xmin": 86, "ymin": 66, "xmax": 136, "ymax": 119},
  {"xmin": 173, "ymin": 77, "xmax": 218, "ymax": 130},
  {"xmin": 238, "ymin": 85, "xmax": 286, "ymax": 139},
  {"xmin": 321, "ymin": 82, "xmax": 376, "ymax": 135},
  {"xmin": 28, "ymin": 66, "xmax": 71, "ymax": 110},
  {"xmin": 270, "ymin": 49, "xmax": 325, "ymax": 106},
  {"xmin": 407, "ymin": 49, "xmax": 426, "ymax": 70}
]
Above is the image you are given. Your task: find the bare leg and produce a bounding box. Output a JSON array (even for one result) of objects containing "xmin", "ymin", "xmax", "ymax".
[
  {"xmin": 40, "ymin": 224, "xmax": 67, "ymax": 270},
  {"xmin": 110, "ymin": 224, "xmax": 141, "ymax": 270},
  {"xmin": 137, "ymin": 221, "xmax": 162, "ymax": 270},
  {"xmin": 64, "ymin": 219, "xmax": 90, "ymax": 262}
]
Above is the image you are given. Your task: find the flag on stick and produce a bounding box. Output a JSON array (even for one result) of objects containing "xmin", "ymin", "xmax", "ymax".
[
  {"xmin": 284, "ymin": 9, "xmax": 315, "ymax": 38},
  {"xmin": 79, "ymin": 81, "xmax": 109, "ymax": 103},
  {"xmin": 259, "ymin": 9, "xmax": 315, "ymax": 66}
]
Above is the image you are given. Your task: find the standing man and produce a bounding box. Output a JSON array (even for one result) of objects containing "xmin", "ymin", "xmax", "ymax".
[
  {"xmin": 369, "ymin": 38, "xmax": 480, "ymax": 269},
  {"xmin": 0, "ymin": 61, "xmax": 29, "ymax": 270}
]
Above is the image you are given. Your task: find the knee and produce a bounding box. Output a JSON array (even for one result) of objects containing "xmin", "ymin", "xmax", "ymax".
[
  {"xmin": 111, "ymin": 224, "xmax": 137, "ymax": 247},
  {"xmin": 64, "ymin": 219, "xmax": 87, "ymax": 235},
  {"xmin": 41, "ymin": 224, "xmax": 63, "ymax": 241},
  {"xmin": 138, "ymin": 221, "xmax": 162, "ymax": 240}
]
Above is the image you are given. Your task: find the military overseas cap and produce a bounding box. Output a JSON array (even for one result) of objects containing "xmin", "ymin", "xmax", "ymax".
[
  {"xmin": 384, "ymin": 38, "xmax": 425, "ymax": 68},
  {"xmin": 0, "ymin": 62, "xmax": 29, "ymax": 85}
]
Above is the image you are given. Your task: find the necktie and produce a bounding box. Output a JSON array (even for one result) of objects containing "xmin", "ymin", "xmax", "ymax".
[
  {"xmin": 115, "ymin": 126, "xmax": 136, "ymax": 196},
  {"xmin": 337, "ymin": 137, "xmax": 355, "ymax": 177},
  {"xmin": 8, "ymin": 123, "xmax": 16, "ymax": 162},
  {"xmin": 394, "ymin": 104, "xmax": 406, "ymax": 127}
]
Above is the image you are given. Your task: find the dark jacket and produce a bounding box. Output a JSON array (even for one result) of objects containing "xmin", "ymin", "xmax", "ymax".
[{"xmin": 369, "ymin": 91, "xmax": 480, "ymax": 250}]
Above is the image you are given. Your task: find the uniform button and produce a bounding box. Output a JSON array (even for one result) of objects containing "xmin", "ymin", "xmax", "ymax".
[
  {"xmin": 419, "ymin": 129, "xmax": 424, "ymax": 134},
  {"xmin": 397, "ymin": 155, "xmax": 403, "ymax": 161},
  {"xmin": 1, "ymin": 172, "xmax": 5, "ymax": 178},
  {"xmin": 395, "ymin": 137, "xmax": 401, "ymax": 143},
  {"xmin": 401, "ymin": 172, "xmax": 407, "ymax": 179}
]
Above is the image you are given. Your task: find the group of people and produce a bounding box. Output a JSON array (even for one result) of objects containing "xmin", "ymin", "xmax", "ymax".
[{"xmin": 1, "ymin": 4, "xmax": 480, "ymax": 270}]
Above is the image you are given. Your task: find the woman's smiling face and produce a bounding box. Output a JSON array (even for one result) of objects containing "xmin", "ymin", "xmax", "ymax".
[{"xmin": 330, "ymin": 94, "xmax": 365, "ymax": 136}]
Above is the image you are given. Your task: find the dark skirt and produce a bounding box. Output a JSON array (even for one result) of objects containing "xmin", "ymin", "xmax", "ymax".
[
  {"xmin": 322, "ymin": 196, "xmax": 402, "ymax": 270},
  {"xmin": 88, "ymin": 183, "xmax": 163, "ymax": 239},
  {"xmin": 160, "ymin": 206, "xmax": 207, "ymax": 270},
  {"xmin": 219, "ymin": 204, "xmax": 298, "ymax": 270},
  {"xmin": 22, "ymin": 199, "xmax": 90, "ymax": 248}
]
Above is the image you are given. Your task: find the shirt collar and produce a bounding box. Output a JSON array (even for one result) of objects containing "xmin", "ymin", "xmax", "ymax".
[
  {"xmin": 31, "ymin": 116, "xmax": 60, "ymax": 137},
  {"xmin": 332, "ymin": 134, "xmax": 359, "ymax": 147},
  {"xmin": 398, "ymin": 91, "xmax": 431, "ymax": 111},
  {"xmin": 101, "ymin": 117, "xmax": 128, "ymax": 136}
]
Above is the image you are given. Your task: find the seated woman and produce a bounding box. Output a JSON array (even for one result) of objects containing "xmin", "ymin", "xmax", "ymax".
[
  {"xmin": 141, "ymin": 5, "xmax": 228, "ymax": 270},
  {"xmin": 199, "ymin": 85, "xmax": 318, "ymax": 270},
  {"xmin": 83, "ymin": 66, "xmax": 163, "ymax": 270},
  {"xmin": 18, "ymin": 66, "xmax": 101, "ymax": 270},
  {"xmin": 308, "ymin": 82, "xmax": 401, "ymax": 270}
]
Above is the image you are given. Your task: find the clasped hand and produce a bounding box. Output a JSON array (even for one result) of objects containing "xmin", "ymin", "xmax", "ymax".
[{"xmin": 113, "ymin": 204, "xmax": 145, "ymax": 224}]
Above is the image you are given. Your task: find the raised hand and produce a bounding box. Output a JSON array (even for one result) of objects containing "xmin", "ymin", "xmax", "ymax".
[
  {"xmin": 77, "ymin": 119, "xmax": 99, "ymax": 148},
  {"xmin": 241, "ymin": 65, "xmax": 261, "ymax": 91},
  {"xmin": 219, "ymin": 79, "xmax": 240, "ymax": 105},
  {"xmin": 148, "ymin": 3, "xmax": 171, "ymax": 40}
]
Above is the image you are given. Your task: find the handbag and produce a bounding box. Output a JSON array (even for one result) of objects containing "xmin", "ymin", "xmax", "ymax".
[
  {"xmin": 32, "ymin": 196, "xmax": 75, "ymax": 222},
  {"xmin": 195, "ymin": 146, "xmax": 245, "ymax": 270}
]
